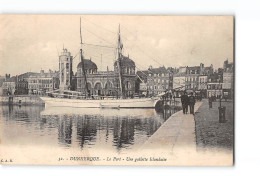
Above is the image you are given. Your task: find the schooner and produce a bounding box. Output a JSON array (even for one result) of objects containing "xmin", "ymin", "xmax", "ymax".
[{"xmin": 40, "ymin": 17, "xmax": 159, "ymax": 109}]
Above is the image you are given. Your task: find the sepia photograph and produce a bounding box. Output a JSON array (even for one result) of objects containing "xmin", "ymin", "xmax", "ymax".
[{"xmin": 0, "ymin": 15, "xmax": 234, "ymax": 166}]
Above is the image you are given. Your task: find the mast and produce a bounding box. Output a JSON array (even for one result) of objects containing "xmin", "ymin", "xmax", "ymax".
[
  {"xmin": 80, "ymin": 17, "xmax": 89, "ymax": 96},
  {"xmin": 116, "ymin": 24, "xmax": 123, "ymax": 98},
  {"xmin": 106, "ymin": 66, "xmax": 109, "ymax": 95}
]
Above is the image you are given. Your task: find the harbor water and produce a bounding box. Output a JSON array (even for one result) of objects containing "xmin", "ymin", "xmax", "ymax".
[{"xmin": 0, "ymin": 105, "xmax": 180, "ymax": 154}]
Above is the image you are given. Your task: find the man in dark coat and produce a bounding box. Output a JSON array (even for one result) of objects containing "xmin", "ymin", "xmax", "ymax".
[
  {"xmin": 189, "ymin": 92, "xmax": 196, "ymax": 115},
  {"xmin": 181, "ymin": 92, "xmax": 189, "ymax": 114}
]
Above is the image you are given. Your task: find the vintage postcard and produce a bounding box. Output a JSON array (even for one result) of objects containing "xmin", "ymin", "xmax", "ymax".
[{"xmin": 0, "ymin": 15, "xmax": 234, "ymax": 166}]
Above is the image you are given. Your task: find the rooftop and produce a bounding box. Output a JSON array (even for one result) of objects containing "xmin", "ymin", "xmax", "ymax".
[
  {"xmin": 77, "ymin": 58, "xmax": 97, "ymax": 70},
  {"xmin": 148, "ymin": 66, "xmax": 169, "ymax": 74},
  {"xmin": 136, "ymin": 70, "xmax": 149, "ymax": 78},
  {"xmin": 4, "ymin": 76, "xmax": 17, "ymax": 82},
  {"xmin": 114, "ymin": 55, "xmax": 135, "ymax": 67}
]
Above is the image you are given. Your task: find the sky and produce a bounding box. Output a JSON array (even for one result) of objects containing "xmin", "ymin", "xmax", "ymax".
[{"xmin": 0, "ymin": 15, "xmax": 233, "ymax": 76}]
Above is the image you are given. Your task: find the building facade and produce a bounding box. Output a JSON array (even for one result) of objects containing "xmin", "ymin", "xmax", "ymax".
[
  {"xmin": 59, "ymin": 48, "xmax": 73, "ymax": 90},
  {"xmin": 115, "ymin": 56, "xmax": 136, "ymax": 97},
  {"xmin": 135, "ymin": 70, "xmax": 148, "ymax": 95},
  {"xmin": 206, "ymin": 73, "xmax": 223, "ymax": 98},
  {"xmin": 146, "ymin": 66, "xmax": 173, "ymax": 96},
  {"xmin": 185, "ymin": 66, "xmax": 200, "ymax": 90},
  {"xmin": 2, "ymin": 76, "xmax": 16, "ymax": 95},
  {"xmin": 16, "ymin": 72, "xmax": 38, "ymax": 95},
  {"xmin": 207, "ymin": 82, "xmax": 223, "ymax": 98},
  {"xmin": 76, "ymin": 55, "xmax": 136, "ymax": 98},
  {"xmin": 173, "ymin": 75, "xmax": 186, "ymax": 90},
  {"xmin": 198, "ymin": 75, "xmax": 208, "ymax": 90},
  {"xmin": 28, "ymin": 70, "xmax": 59, "ymax": 95},
  {"xmin": 173, "ymin": 63, "xmax": 213, "ymax": 97},
  {"xmin": 198, "ymin": 75, "xmax": 208, "ymax": 98},
  {"xmin": 222, "ymin": 59, "xmax": 234, "ymax": 99},
  {"xmin": 0, "ymin": 75, "xmax": 6, "ymax": 87}
]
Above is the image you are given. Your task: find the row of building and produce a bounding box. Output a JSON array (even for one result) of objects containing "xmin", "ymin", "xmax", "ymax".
[
  {"xmin": 136, "ymin": 60, "xmax": 233, "ymax": 99},
  {"xmin": 0, "ymin": 48, "xmax": 233, "ymax": 99},
  {"xmin": 1, "ymin": 70, "xmax": 59, "ymax": 96},
  {"xmin": 0, "ymin": 48, "xmax": 137, "ymax": 97}
]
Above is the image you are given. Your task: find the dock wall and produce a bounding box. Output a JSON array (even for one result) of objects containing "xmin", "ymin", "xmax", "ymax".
[{"xmin": 0, "ymin": 96, "xmax": 45, "ymax": 105}]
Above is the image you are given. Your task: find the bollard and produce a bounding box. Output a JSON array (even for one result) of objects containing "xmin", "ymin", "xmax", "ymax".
[
  {"xmin": 218, "ymin": 106, "xmax": 226, "ymax": 123},
  {"xmin": 209, "ymin": 98, "xmax": 212, "ymax": 108}
]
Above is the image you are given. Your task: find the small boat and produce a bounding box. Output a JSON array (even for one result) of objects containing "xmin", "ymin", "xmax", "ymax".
[{"xmin": 100, "ymin": 104, "xmax": 120, "ymax": 109}]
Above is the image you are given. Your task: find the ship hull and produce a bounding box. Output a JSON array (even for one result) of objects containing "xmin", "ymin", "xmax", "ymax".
[{"xmin": 40, "ymin": 97, "xmax": 159, "ymax": 109}]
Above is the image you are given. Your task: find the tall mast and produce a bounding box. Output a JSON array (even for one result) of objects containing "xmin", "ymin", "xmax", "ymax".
[
  {"xmin": 80, "ymin": 17, "xmax": 89, "ymax": 96},
  {"xmin": 106, "ymin": 66, "xmax": 109, "ymax": 95},
  {"xmin": 116, "ymin": 24, "xmax": 123, "ymax": 98}
]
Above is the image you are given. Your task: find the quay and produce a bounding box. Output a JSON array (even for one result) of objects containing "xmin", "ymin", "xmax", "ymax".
[
  {"xmin": 139, "ymin": 100, "xmax": 233, "ymax": 166},
  {"xmin": 140, "ymin": 102, "xmax": 203, "ymax": 155},
  {"xmin": 0, "ymin": 95, "xmax": 45, "ymax": 105}
]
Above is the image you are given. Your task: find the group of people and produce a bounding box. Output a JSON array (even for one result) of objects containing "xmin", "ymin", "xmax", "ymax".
[{"xmin": 181, "ymin": 92, "xmax": 196, "ymax": 115}]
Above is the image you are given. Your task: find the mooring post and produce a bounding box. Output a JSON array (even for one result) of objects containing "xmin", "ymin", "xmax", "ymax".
[{"xmin": 209, "ymin": 97, "xmax": 212, "ymax": 108}]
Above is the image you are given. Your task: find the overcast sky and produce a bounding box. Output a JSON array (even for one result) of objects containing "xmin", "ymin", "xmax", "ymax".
[{"xmin": 0, "ymin": 15, "xmax": 233, "ymax": 76}]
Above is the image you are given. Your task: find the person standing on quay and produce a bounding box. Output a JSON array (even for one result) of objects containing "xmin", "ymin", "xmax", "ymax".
[
  {"xmin": 189, "ymin": 92, "xmax": 196, "ymax": 115},
  {"xmin": 181, "ymin": 92, "xmax": 189, "ymax": 114}
]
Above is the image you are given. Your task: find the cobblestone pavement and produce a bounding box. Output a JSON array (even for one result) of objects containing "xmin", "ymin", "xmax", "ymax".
[{"xmin": 194, "ymin": 99, "xmax": 234, "ymax": 152}]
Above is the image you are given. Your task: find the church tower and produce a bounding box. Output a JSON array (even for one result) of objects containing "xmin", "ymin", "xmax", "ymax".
[{"xmin": 59, "ymin": 48, "xmax": 73, "ymax": 90}]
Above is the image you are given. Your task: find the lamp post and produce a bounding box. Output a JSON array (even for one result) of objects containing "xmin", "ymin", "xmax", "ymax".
[{"xmin": 219, "ymin": 79, "xmax": 222, "ymax": 107}]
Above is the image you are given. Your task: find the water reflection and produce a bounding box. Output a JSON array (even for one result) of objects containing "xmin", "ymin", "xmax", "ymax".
[
  {"xmin": 59, "ymin": 118, "xmax": 73, "ymax": 147},
  {"xmin": 0, "ymin": 105, "xmax": 180, "ymax": 153}
]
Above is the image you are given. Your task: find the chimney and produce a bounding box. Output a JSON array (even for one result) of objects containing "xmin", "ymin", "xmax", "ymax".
[
  {"xmin": 200, "ymin": 63, "xmax": 204, "ymax": 74},
  {"xmin": 5, "ymin": 74, "xmax": 10, "ymax": 80}
]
